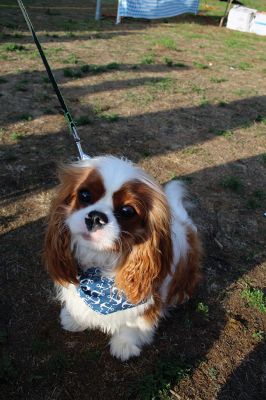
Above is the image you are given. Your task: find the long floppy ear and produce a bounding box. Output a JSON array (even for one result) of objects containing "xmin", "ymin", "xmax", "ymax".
[
  {"xmin": 115, "ymin": 186, "xmax": 173, "ymax": 304},
  {"xmin": 166, "ymin": 228, "xmax": 202, "ymax": 305},
  {"xmin": 43, "ymin": 165, "xmax": 86, "ymax": 286}
]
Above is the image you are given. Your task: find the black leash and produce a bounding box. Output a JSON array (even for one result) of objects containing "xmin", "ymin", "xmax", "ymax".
[{"xmin": 17, "ymin": 0, "xmax": 89, "ymax": 160}]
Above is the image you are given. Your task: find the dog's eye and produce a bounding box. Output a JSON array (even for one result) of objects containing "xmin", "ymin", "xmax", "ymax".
[
  {"xmin": 117, "ymin": 205, "xmax": 136, "ymax": 218},
  {"xmin": 78, "ymin": 189, "xmax": 92, "ymax": 204}
]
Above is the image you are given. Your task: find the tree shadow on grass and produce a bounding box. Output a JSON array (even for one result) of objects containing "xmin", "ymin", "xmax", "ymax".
[
  {"xmin": 0, "ymin": 0, "xmax": 223, "ymax": 41},
  {"xmin": 0, "ymin": 95, "xmax": 265, "ymax": 205},
  {"xmin": 1, "ymin": 0, "xmax": 184, "ymax": 42},
  {"xmin": 1, "ymin": 151, "xmax": 265, "ymax": 399}
]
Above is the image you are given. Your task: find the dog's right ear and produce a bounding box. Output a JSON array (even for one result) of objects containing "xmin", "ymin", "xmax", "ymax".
[{"xmin": 43, "ymin": 165, "xmax": 84, "ymax": 285}]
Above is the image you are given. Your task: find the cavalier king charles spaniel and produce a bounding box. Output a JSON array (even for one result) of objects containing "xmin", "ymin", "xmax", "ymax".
[{"xmin": 44, "ymin": 156, "xmax": 201, "ymax": 361}]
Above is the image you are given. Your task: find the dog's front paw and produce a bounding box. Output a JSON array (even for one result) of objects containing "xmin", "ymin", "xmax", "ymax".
[
  {"xmin": 60, "ymin": 306, "xmax": 85, "ymax": 332},
  {"xmin": 110, "ymin": 334, "xmax": 141, "ymax": 361}
]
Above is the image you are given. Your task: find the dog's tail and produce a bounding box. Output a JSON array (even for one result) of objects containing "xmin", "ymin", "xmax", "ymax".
[{"xmin": 164, "ymin": 180, "xmax": 193, "ymax": 226}]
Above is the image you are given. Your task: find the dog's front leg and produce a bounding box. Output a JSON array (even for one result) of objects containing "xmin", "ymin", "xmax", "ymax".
[{"xmin": 109, "ymin": 317, "xmax": 155, "ymax": 361}]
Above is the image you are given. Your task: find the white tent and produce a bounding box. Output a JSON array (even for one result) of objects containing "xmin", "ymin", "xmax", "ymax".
[{"xmin": 96, "ymin": 0, "xmax": 199, "ymax": 24}]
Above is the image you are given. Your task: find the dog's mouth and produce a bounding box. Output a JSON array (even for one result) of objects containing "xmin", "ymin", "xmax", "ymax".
[
  {"xmin": 81, "ymin": 233, "xmax": 91, "ymax": 241},
  {"xmin": 81, "ymin": 229, "xmax": 111, "ymax": 244}
]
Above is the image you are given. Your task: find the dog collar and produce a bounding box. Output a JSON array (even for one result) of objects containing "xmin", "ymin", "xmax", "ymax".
[{"xmin": 77, "ymin": 268, "xmax": 145, "ymax": 315}]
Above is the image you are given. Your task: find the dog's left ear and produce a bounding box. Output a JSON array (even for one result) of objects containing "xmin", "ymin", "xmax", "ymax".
[{"xmin": 115, "ymin": 187, "xmax": 172, "ymax": 304}]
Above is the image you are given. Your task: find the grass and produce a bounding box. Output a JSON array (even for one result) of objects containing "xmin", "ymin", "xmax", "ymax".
[
  {"xmin": 246, "ymin": 190, "xmax": 265, "ymax": 209},
  {"xmin": 73, "ymin": 62, "xmax": 121, "ymax": 76},
  {"xmin": 0, "ymin": 329, "xmax": 7, "ymax": 345},
  {"xmin": 210, "ymin": 77, "xmax": 227, "ymax": 84},
  {"xmin": 92, "ymin": 103, "xmax": 105, "ymax": 116},
  {"xmin": 155, "ymin": 37, "xmax": 177, "ymax": 50},
  {"xmin": 164, "ymin": 57, "xmax": 173, "ymax": 67},
  {"xmin": 218, "ymin": 101, "xmax": 229, "ymax": 107},
  {"xmin": 129, "ymin": 354, "xmax": 191, "ymax": 400},
  {"xmin": 193, "ymin": 61, "xmax": 209, "ymax": 70},
  {"xmin": 62, "ymin": 53, "xmax": 79, "ymax": 64},
  {"xmin": 100, "ymin": 112, "xmax": 119, "ymax": 122},
  {"xmin": 181, "ymin": 146, "xmax": 200, "ymax": 155},
  {"xmin": 199, "ymin": 97, "xmax": 210, "ymax": 107},
  {"xmin": 215, "ymin": 130, "xmax": 234, "ymax": 138},
  {"xmin": 30, "ymin": 351, "xmax": 69, "ymax": 381},
  {"xmin": 20, "ymin": 114, "xmax": 33, "ymax": 121},
  {"xmin": 1, "ymin": 43, "xmax": 26, "ymax": 52},
  {"xmin": 209, "ymin": 367, "xmax": 218, "ymax": 381},
  {"xmin": 140, "ymin": 54, "xmax": 155, "ymax": 65},
  {"xmin": 1, "ymin": 1, "xmax": 266, "ymax": 399},
  {"xmin": 10, "ymin": 131, "xmax": 24, "ymax": 141},
  {"xmin": 163, "ymin": 58, "xmax": 187, "ymax": 68},
  {"xmin": 191, "ymin": 85, "xmax": 205, "ymax": 94},
  {"xmin": 225, "ymin": 38, "xmax": 248, "ymax": 49},
  {"xmin": 255, "ymin": 115, "xmax": 266, "ymax": 125},
  {"xmin": 261, "ymin": 153, "xmax": 266, "ymax": 163},
  {"xmin": 31, "ymin": 338, "xmax": 50, "ymax": 354},
  {"xmin": 76, "ymin": 115, "xmax": 93, "ymax": 126},
  {"xmin": 15, "ymin": 82, "xmax": 28, "ymax": 92},
  {"xmin": 241, "ymin": 287, "xmax": 266, "ymax": 313},
  {"xmin": 105, "ymin": 62, "xmax": 120, "ymax": 70},
  {"xmin": 90, "ymin": 63, "xmax": 121, "ymax": 73},
  {"xmin": 146, "ymin": 77, "xmax": 174, "ymax": 93},
  {"xmin": 125, "ymin": 91, "xmax": 154, "ymax": 106},
  {"xmin": 196, "ymin": 302, "xmax": 209, "ymax": 320},
  {"xmin": 63, "ymin": 68, "xmax": 82, "ymax": 78},
  {"xmin": 0, "ymin": 354, "xmax": 17, "ymax": 382},
  {"xmin": 220, "ymin": 176, "xmax": 244, "ymax": 192},
  {"xmin": 174, "ymin": 62, "xmax": 187, "ymax": 68},
  {"xmin": 238, "ymin": 62, "xmax": 253, "ymax": 70},
  {"xmin": 85, "ymin": 349, "xmax": 102, "ymax": 362},
  {"xmin": 234, "ymin": 88, "xmax": 257, "ymax": 97},
  {"xmin": 252, "ymin": 331, "xmax": 264, "ymax": 340}
]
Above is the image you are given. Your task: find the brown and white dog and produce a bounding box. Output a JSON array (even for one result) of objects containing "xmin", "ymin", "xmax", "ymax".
[{"xmin": 44, "ymin": 156, "xmax": 201, "ymax": 361}]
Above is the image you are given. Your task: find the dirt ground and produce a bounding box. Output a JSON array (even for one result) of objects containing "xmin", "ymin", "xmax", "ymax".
[{"xmin": 1, "ymin": 1, "xmax": 266, "ymax": 399}]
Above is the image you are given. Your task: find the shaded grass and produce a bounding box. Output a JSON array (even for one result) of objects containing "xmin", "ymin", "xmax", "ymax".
[
  {"xmin": 220, "ymin": 176, "xmax": 244, "ymax": 192},
  {"xmin": 76, "ymin": 115, "xmax": 93, "ymax": 126},
  {"xmin": 196, "ymin": 302, "xmax": 209, "ymax": 320},
  {"xmin": 1, "ymin": 43, "xmax": 26, "ymax": 52},
  {"xmin": 64, "ymin": 62, "xmax": 121, "ymax": 78},
  {"xmin": 146, "ymin": 77, "xmax": 175, "ymax": 93},
  {"xmin": 63, "ymin": 68, "xmax": 82, "ymax": 78},
  {"xmin": 0, "ymin": 354, "xmax": 17, "ymax": 382},
  {"xmin": 246, "ymin": 190, "xmax": 265, "ymax": 209},
  {"xmin": 128, "ymin": 354, "xmax": 191, "ymax": 400},
  {"xmin": 261, "ymin": 153, "xmax": 266, "ymax": 163}
]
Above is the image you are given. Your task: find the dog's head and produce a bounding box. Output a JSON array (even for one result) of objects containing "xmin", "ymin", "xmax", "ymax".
[{"xmin": 44, "ymin": 156, "xmax": 173, "ymax": 302}]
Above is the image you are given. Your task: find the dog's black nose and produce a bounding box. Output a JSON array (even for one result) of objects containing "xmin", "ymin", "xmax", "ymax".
[{"xmin": 85, "ymin": 211, "xmax": 108, "ymax": 232}]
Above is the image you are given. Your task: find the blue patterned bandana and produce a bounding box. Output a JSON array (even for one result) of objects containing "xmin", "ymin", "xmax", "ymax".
[{"xmin": 77, "ymin": 268, "xmax": 145, "ymax": 315}]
